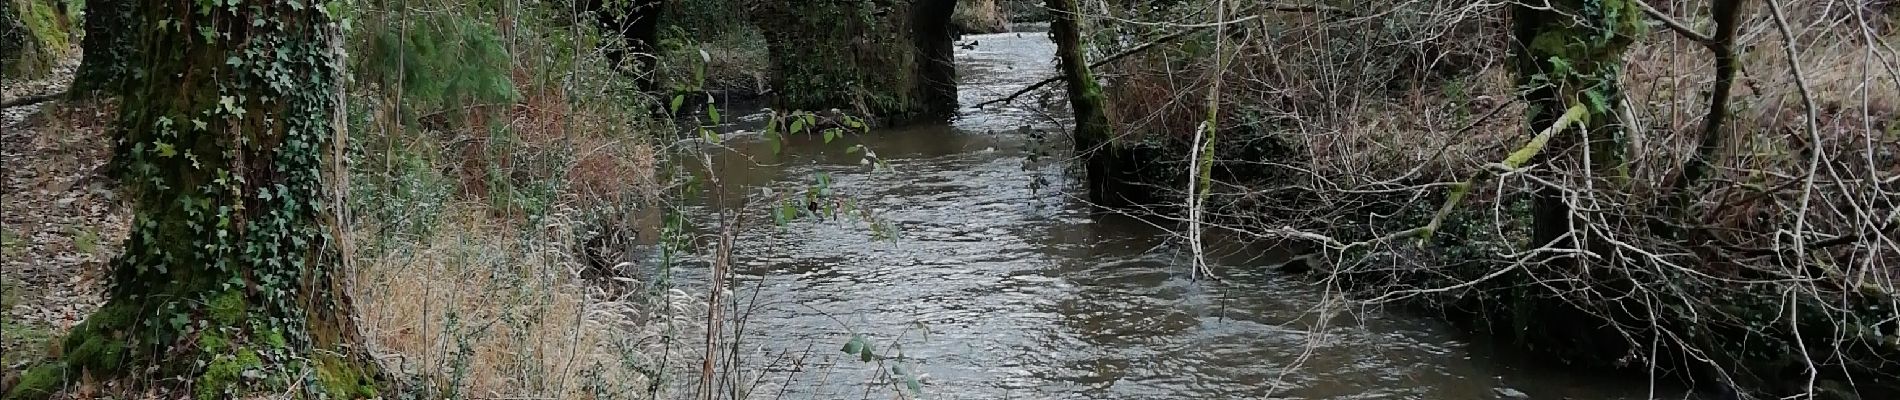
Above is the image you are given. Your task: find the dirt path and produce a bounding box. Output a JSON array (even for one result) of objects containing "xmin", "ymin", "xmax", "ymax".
[{"xmin": 1, "ymin": 56, "xmax": 125, "ymax": 373}]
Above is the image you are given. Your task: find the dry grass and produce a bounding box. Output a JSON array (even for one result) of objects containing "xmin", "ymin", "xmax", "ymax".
[{"xmin": 352, "ymin": 208, "xmax": 702, "ymax": 399}]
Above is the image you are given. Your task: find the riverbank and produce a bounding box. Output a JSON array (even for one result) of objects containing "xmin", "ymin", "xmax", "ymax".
[
  {"xmin": 0, "ymin": 0, "xmax": 705, "ymax": 396},
  {"xmin": 1081, "ymin": 2, "xmax": 1899, "ymax": 398}
]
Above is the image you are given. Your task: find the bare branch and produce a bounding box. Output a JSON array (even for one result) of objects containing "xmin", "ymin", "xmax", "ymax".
[{"xmin": 1635, "ymin": 0, "xmax": 1715, "ymax": 45}]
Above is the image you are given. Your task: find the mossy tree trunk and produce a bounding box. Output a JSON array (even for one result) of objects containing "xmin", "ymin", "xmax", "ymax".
[
  {"xmin": 1511, "ymin": 0, "xmax": 1639, "ymax": 254},
  {"xmin": 750, "ymin": 0, "xmax": 957, "ymax": 125},
  {"xmin": 1046, "ymin": 0, "xmax": 1119, "ymax": 206},
  {"xmin": 4, "ymin": 0, "xmax": 378, "ymax": 398},
  {"xmin": 67, "ymin": 0, "xmax": 135, "ymax": 98}
]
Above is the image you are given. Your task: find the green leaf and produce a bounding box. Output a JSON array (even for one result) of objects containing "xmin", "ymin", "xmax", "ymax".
[
  {"xmin": 155, "ymin": 142, "xmax": 177, "ymax": 158},
  {"xmin": 897, "ymin": 365, "xmax": 923, "ymax": 394},
  {"xmin": 859, "ymin": 340, "xmax": 876, "ymax": 362},
  {"xmin": 670, "ymin": 94, "xmax": 686, "ymax": 114},
  {"xmin": 823, "ymin": 129, "xmax": 837, "ymax": 144},
  {"xmin": 841, "ymin": 333, "xmax": 865, "ymax": 355},
  {"xmin": 790, "ymin": 119, "xmax": 805, "ymax": 135},
  {"xmin": 1585, "ymin": 89, "xmax": 1611, "ymax": 114},
  {"xmin": 708, "ymin": 103, "xmax": 722, "ymax": 125}
]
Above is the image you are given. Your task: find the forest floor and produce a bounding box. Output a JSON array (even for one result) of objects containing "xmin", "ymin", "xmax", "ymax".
[{"xmin": 0, "ymin": 53, "xmax": 124, "ymax": 374}]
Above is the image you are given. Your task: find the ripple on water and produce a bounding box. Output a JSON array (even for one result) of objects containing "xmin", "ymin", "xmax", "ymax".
[{"xmin": 657, "ymin": 30, "xmax": 1669, "ymax": 400}]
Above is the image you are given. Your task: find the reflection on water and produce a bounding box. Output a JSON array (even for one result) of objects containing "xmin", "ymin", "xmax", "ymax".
[{"xmin": 662, "ymin": 29, "xmax": 1668, "ymax": 399}]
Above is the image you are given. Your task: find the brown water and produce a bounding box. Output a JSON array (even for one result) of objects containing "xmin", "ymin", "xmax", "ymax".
[{"xmin": 668, "ymin": 30, "xmax": 1675, "ymax": 399}]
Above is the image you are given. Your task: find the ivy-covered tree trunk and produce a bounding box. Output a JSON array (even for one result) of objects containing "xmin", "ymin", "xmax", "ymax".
[
  {"xmin": 1512, "ymin": 0, "xmax": 1638, "ymax": 255},
  {"xmin": 67, "ymin": 0, "xmax": 135, "ymax": 97},
  {"xmin": 1046, "ymin": 0, "xmax": 1118, "ymax": 206},
  {"xmin": 750, "ymin": 0, "xmax": 957, "ymax": 125},
  {"xmin": 3, "ymin": 0, "xmax": 378, "ymax": 398}
]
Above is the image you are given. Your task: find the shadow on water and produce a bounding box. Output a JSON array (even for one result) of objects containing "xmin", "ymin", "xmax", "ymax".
[{"xmin": 654, "ymin": 29, "xmax": 1683, "ymax": 399}]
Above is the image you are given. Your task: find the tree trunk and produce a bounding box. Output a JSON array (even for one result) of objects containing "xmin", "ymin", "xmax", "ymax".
[
  {"xmin": 1512, "ymin": 0, "xmax": 1640, "ymax": 252},
  {"xmin": 1046, "ymin": 0, "xmax": 1118, "ymax": 206},
  {"xmin": 4, "ymin": 0, "xmax": 378, "ymax": 398},
  {"xmin": 751, "ymin": 0, "xmax": 957, "ymax": 125},
  {"xmin": 67, "ymin": 0, "xmax": 135, "ymax": 98},
  {"xmin": 1660, "ymin": 0, "xmax": 1746, "ymax": 235},
  {"xmin": 584, "ymin": 0, "xmax": 664, "ymax": 92}
]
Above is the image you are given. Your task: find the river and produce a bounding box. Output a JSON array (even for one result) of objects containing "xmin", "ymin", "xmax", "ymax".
[{"xmin": 663, "ymin": 28, "xmax": 1671, "ymax": 400}]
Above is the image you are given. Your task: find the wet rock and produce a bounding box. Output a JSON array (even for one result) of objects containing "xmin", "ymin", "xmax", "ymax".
[
  {"xmin": 1493, "ymin": 387, "xmax": 1530, "ymax": 399},
  {"xmin": 1271, "ymin": 254, "xmax": 1316, "ymax": 274}
]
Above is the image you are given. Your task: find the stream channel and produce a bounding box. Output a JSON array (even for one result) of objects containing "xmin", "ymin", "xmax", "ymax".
[{"xmin": 661, "ymin": 27, "xmax": 1676, "ymax": 400}]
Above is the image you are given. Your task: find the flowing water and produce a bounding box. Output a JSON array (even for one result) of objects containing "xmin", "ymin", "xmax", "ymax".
[{"xmin": 668, "ymin": 29, "xmax": 1673, "ymax": 399}]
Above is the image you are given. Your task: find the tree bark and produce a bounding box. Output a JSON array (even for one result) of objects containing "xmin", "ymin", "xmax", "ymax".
[
  {"xmin": 1047, "ymin": 0, "xmax": 1119, "ymax": 206},
  {"xmin": 68, "ymin": 0, "xmax": 136, "ymax": 98},
  {"xmin": 1661, "ymin": 0, "xmax": 1746, "ymax": 233},
  {"xmin": 4, "ymin": 0, "xmax": 378, "ymax": 398},
  {"xmin": 1512, "ymin": 0, "xmax": 1640, "ymax": 253},
  {"xmin": 750, "ymin": 0, "xmax": 957, "ymax": 125}
]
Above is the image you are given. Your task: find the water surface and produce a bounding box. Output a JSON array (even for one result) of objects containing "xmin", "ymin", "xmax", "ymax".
[{"xmin": 667, "ymin": 30, "xmax": 1669, "ymax": 400}]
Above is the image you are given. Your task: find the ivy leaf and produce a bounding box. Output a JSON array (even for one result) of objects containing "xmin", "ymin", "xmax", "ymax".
[
  {"xmin": 156, "ymin": 142, "xmax": 177, "ymax": 158},
  {"xmin": 841, "ymin": 333, "xmax": 865, "ymax": 355}
]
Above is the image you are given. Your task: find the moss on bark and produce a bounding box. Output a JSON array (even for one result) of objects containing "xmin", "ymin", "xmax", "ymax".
[
  {"xmin": 2, "ymin": 0, "xmax": 381, "ymax": 398},
  {"xmin": 1, "ymin": 0, "xmax": 75, "ymax": 79},
  {"xmin": 1046, "ymin": 0, "xmax": 1124, "ymax": 207}
]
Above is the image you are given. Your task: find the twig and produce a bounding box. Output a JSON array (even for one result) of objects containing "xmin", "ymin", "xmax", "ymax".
[
  {"xmin": 1764, "ymin": 1, "xmax": 1823, "ymax": 396},
  {"xmin": 974, "ymin": 15, "xmax": 1263, "ymax": 109},
  {"xmin": 1, "ymin": 90, "xmax": 67, "ymax": 109},
  {"xmin": 1635, "ymin": 0, "xmax": 1715, "ymax": 46}
]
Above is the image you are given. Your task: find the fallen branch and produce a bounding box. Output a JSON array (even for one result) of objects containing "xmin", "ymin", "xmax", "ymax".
[
  {"xmin": 1416, "ymin": 102, "xmax": 1589, "ymax": 244},
  {"xmin": 975, "ymin": 14, "xmax": 1269, "ymax": 109},
  {"xmin": 1, "ymin": 90, "xmax": 67, "ymax": 109}
]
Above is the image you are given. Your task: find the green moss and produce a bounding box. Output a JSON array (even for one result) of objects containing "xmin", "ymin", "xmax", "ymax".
[
  {"xmin": 3, "ymin": 362, "xmax": 66, "ymax": 400},
  {"xmin": 198, "ymin": 330, "xmax": 228, "ymax": 353},
  {"xmin": 314, "ymin": 354, "xmax": 379, "ymax": 399},
  {"xmin": 63, "ymin": 335, "xmax": 124, "ymax": 372},
  {"xmin": 196, "ymin": 348, "xmax": 261, "ymax": 400},
  {"xmin": 261, "ymin": 328, "xmax": 287, "ymax": 348},
  {"xmin": 4, "ymin": 0, "xmax": 73, "ymax": 78},
  {"xmin": 60, "ymin": 301, "xmax": 132, "ymax": 353},
  {"xmin": 207, "ymin": 290, "xmax": 245, "ymax": 326}
]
